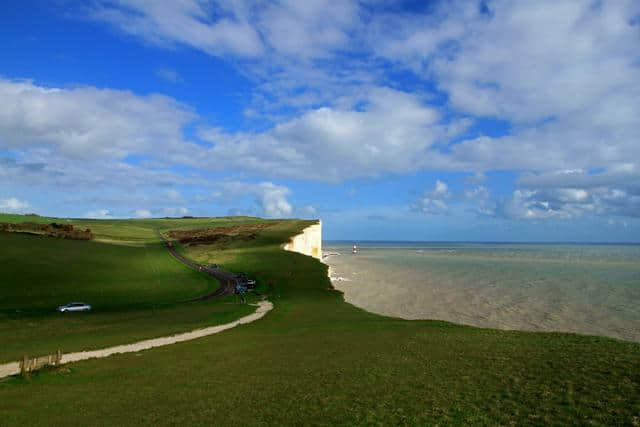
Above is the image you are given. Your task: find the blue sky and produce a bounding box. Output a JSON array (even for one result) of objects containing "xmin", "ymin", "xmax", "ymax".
[{"xmin": 1, "ymin": 0, "xmax": 639, "ymax": 241}]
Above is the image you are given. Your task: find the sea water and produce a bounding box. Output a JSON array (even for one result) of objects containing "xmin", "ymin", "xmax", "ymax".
[{"xmin": 324, "ymin": 242, "xmax": 640, "ymax": 342}]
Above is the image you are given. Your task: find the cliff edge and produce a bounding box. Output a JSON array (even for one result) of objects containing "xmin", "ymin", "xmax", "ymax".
[{"xmin": 284, "ymin": 221, "xmax": 322, "ymax": 260}]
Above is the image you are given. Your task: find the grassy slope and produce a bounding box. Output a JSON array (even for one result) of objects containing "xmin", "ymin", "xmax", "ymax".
[
  {"xmin": 0, "ymin": 218, "xmax": 639, "ymax": 425},
  {"xmin": 0, "ymin": 224, "xmax": 254, "ymax": 362},
  {"xmin": 0, "ymin": 233, "xmax": 211, "ymax": 312}
]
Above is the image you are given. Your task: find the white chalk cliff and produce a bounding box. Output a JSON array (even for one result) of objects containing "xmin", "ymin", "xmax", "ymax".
[{"xmin": 284, "ymin": 221, "xmax": 322, "ymax": 260}]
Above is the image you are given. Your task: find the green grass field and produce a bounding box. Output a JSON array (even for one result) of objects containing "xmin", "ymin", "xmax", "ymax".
[
  {"xmin": 0, "ymin": 216, "xmax": 639, "ymax": 425},
  {"xmin": 0, "ymin": 228, "xmax": 254, "ymax": 363},
  {"xmin": 0, "ymin": 212, "xmax": 275, "ymax": 244}
]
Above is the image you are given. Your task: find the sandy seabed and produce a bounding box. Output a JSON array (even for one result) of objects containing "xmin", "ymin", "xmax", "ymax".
[{"xmin": 324, "ymin": 247, "xmax": 640, "ymax": 343}]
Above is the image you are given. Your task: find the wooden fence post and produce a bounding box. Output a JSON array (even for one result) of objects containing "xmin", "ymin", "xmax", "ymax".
[
  {"xmin": 56, "ymin": 349, "xmax": 62, "ymax": 365},
  {"xmin": 20, "ymin": 355, "xmax": 27, "ymax": 375}
]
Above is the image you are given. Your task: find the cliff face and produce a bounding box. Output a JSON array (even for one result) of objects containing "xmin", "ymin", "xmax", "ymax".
[{"xmin": 284, "ymin": 221, "xmax": 322, "ymax": 260}]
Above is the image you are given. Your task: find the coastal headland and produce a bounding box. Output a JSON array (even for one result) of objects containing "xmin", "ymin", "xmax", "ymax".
[{"xmin": 0, "ymin": 214, "xmax": 638, "ymax": 425}]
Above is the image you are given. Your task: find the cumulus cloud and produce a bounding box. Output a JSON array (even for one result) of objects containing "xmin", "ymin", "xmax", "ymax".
[
  {"xmin": 372, "ymin": 1, "xmax": 640, "ymax": 224},
  {"xmin": 163, "ymin": 207, "xmax": 189, "ymax": 217},
  {"xmin": 374, "ymin": 0, "xmax": 640, "ymax": 176},
  {"xmin": 497, "ymin": 168, "xmax": 639, "ymax": 220},
  {"xmin": 376, "ymin": 1, "xmax": 640, "ymax": 120},
  {"xmin": 86, "ymin": 0, "xmax": 372, "ymax": 124},
  {"xmin": 0, "ymin": 79, "xmax": 459, "ymax": 183},
  {"xmin": 90, "ymin": 0, "xmax": 360, "ymax": 59},
  {"xmin": 493, "ymin": 185, "xmax": 640, "ymax": 221},
  {"xmin": 17, "ymin": 2, "xmax": 639, "ymax": 188},
  {"xmin": 213, "ymin": 181, "xmax": 293, "ymax": 218},
  {"xmin": 463, "ymin": 185, "xmax": 496, "ymax": 216},
  {"xmin": 0, "ymin": 78, "xmax": 197, "ymax": 161},
  {"xmin": 227, "ymin": 207, "xmax": 254, "ymax": 217},
  {"xmin": 495, "ymin": 190, "xmax": 574, "ymax": 220},
  {"xmin": 85, "ymin": 209, "xmax": 113, "ymax": 219},
  {"xmin": 201, "ymin": 87, "xmax": 463, "ymax": 181},
  {"xmin": 80, "ymin": 1, "xmax": 640, "ymax": 180},
  {"xmin": 5, "ymin": 1, "xmax": 640, "ymax": 226},
  {"xmin": 0, "ymin": 197, "xmax": 30, "ymax": 213},
  {"xmin": 465, "ymin": 186, "xmax": 489, "ymax": 201},
  {"xmin": 257, "ymin": 182, "xmax": 293, "ymax": 217},
  {"xmin": 90, "ymin": 1, "xmax": 263, "ymax": 57},
  {"xmin": 518, "ymin": 167, "xmax": 640, "ymax": 192},
  {"xmin": 258, "ymin": 0, "xmax": 359, "ymax": 58},
  {"xmin": 134, "ymin": 209, "xmax": 152, "ymax": 218},
  {"xmin": 413, "ymin": 180, "xmax": 450, "ymax": 215}
]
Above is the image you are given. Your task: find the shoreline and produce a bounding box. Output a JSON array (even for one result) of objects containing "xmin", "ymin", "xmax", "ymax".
[{"xmin": 323, "ymin": 248, "xmax": 640, "ymax": 343}]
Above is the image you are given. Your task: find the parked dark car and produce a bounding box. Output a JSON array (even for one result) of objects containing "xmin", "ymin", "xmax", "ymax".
[{"xmin": 236, "ymin": 273, "xmax": 256, "ymax": 288}]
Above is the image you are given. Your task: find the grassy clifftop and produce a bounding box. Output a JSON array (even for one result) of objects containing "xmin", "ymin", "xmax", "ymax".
[
  {"xmin": 1, "ymin": 215, "xmax": 639, "ymax": 425},
  {"xmin": 0, "ymin": 215, "xmax": 266, "ymax": 363}
]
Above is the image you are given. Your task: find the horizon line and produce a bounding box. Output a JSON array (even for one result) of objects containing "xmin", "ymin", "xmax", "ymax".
[{"xmin": 324, "ymin": 240, "xmax": 640, "ymax": 245}]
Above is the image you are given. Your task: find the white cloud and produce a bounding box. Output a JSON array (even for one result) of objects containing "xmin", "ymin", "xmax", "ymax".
[
  {"xmin": 510, "ymin": 168, "xmax": 640, "ymax": 219},
  {"xmin": 4, "ymin": 1, "xmax": 640, "ymax": 227},
  {"xmin": 0, "ymin": 197, "xmax": 30, "ymax": 213},
  {"xmin": 166, "ymin": 189, "xmax": 182, "ymax": 201},
  {"xmin": 200, "ymin": 87, "xmax": 462, "ymax": 181},
  {"xmin": 85, "ymin": 209, "xmax": 113, "ymax": 219},
  {"xmin": 134, "ymin": 209, "xmax": 152, "ymax": 218},
  {"xmin": 415, "ymin": 173, "xmax": 639, "ymax": 221},
  {"xmin": 259, "ymin": 0, "xmax": 359, "ymax": 58},
  {"xmin": 227, "ymin": 207, "xmax": 254, "ymax": 217},
  {"xmin": 90, "ymin": 1, "xmax": 263, "ymax": 57},
  {"xmin": 413, "ymin": 180, "xmax": 450, "ymax": 215},
  {"xmin": 90, "ymin": 0, "xmax": 361, "ymax": 60},
  {"xmin": 163, "ymin": 207, "xmax": 189, "ymax": 217},
  {"xmin": 462, "ymin": 185, "xmax": 496, "ymax": 217},
  {"xmin": 376, "ymin": 1, "xmax": 640, "ymax": 121},
  {"xmin": 213, "ymin": 181, "xmax": 293, "ymax": 218},
  {"xmin": 433, "ymin": 180, "xmax": 449, "ymax": 197},
  {"xmin": 0, "ymin": 78, "xmax": 197, "ymax": 161},
  {"xmin": 374, "ymin": 1, "xmax": 640, "ymax": 177},
  {"xmin": 257, "ymin": 182, "xmax": 292, "ymax": 217},
  {"xmin": 465, "ymin": 186, "xmax": 489, "ymax": 201},
  {"xmin": 79, "ymin": 1, "xmax": 640, "ymax": 182},
  {"xmin": 86, "ymin": 0, "xmax": 372, "ymax": 127},
  {"xmin": 78, "ymin": 1, "xmax": 640, "ymax": 192},
  {"xmin": 607, "ymin": 218, "xmax": 629, "ymax": 228},
  {"xmin": 493, "ymin": 185, "xmax": 640, "ymax": 221},
  {"xmin": 466, "ymin": 172, "xmax": 487, "ymax": 184},
  {"xmin": 518, "ymin": 167, "xmax": 640, "ymax": 192},
  {"xmin": 156, "ymin": 68, "xmax": 184, "ymax": 84},
  {"xmin": 497, "ymin": 190, "xmax": 573, "ymax": 220},
  {"xmin": 0, "ymin": 79, "xmax": 459, "ymax": 183}
]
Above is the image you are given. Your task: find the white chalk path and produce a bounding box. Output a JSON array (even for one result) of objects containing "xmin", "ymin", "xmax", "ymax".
[{"xmin": 0, "ymin": 300, "xmax": 273, "ymax": 379}]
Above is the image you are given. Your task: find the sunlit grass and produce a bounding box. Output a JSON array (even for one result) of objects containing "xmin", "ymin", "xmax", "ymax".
[{"xmin": 0, "ymin": 231, "xmax": 255, "ymax": 362}]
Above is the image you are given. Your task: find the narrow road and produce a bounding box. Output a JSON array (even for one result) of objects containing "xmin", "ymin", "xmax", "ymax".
[
  {"xmin": 0, "ymin": 300, "xmax": 273, "ymax": 379},
  {"xmin": 161, "ymin": 236, "xmax": 237, "ymax": 299}
]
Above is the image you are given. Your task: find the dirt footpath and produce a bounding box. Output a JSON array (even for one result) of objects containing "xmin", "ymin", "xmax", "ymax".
[{"xmin": 0, "ymin": 300, "xmax": 273, "ymax": 379}]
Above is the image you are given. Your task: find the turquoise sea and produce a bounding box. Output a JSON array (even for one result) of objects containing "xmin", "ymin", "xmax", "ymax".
[{"xmin": 324, "ymin": 242, "xmax": 640, "ymax": 342}]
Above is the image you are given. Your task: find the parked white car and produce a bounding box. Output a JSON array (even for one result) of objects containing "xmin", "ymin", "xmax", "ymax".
[{"xmin": 57, "ymin": 302, "xmax": 92, "ymax": 313}]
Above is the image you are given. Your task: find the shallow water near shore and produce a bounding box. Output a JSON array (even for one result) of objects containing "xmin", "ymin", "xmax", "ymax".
[{"xmin": 324, "ymin": 242, "xmax": 640, "ymax": 342}]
